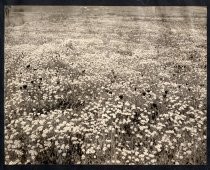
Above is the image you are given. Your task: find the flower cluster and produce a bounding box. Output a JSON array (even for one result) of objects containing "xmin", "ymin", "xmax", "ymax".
[{"xmin": 5, "ymin": 8, "xmax": 206, "ymax": 165}]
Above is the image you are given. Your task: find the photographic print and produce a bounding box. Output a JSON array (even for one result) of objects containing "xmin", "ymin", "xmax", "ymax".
[{"xmin": 4, "ymin": 6, "xmax": 207, "ymax": 165}]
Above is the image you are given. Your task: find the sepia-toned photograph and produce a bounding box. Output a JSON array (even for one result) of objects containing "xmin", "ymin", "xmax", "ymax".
[{"xmin": 4, "ymin": 6, "xmax": 207, "ymax": 165}]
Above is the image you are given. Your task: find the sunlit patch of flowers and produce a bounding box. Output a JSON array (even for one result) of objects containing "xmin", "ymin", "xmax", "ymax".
[{"xmin": 5, "ymin": 9, "xmax": 206, "ymax": 165}]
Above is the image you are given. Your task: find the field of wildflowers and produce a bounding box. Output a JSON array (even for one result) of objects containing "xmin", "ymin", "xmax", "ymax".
[{"xmin": 4, "ymin": 6, "xmax": 207, "ymax": 165}]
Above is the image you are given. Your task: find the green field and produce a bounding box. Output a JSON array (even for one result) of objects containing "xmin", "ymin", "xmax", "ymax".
[{"xmin": 4, "ymin": 6, "xmax": 207, "ymax": 165}]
